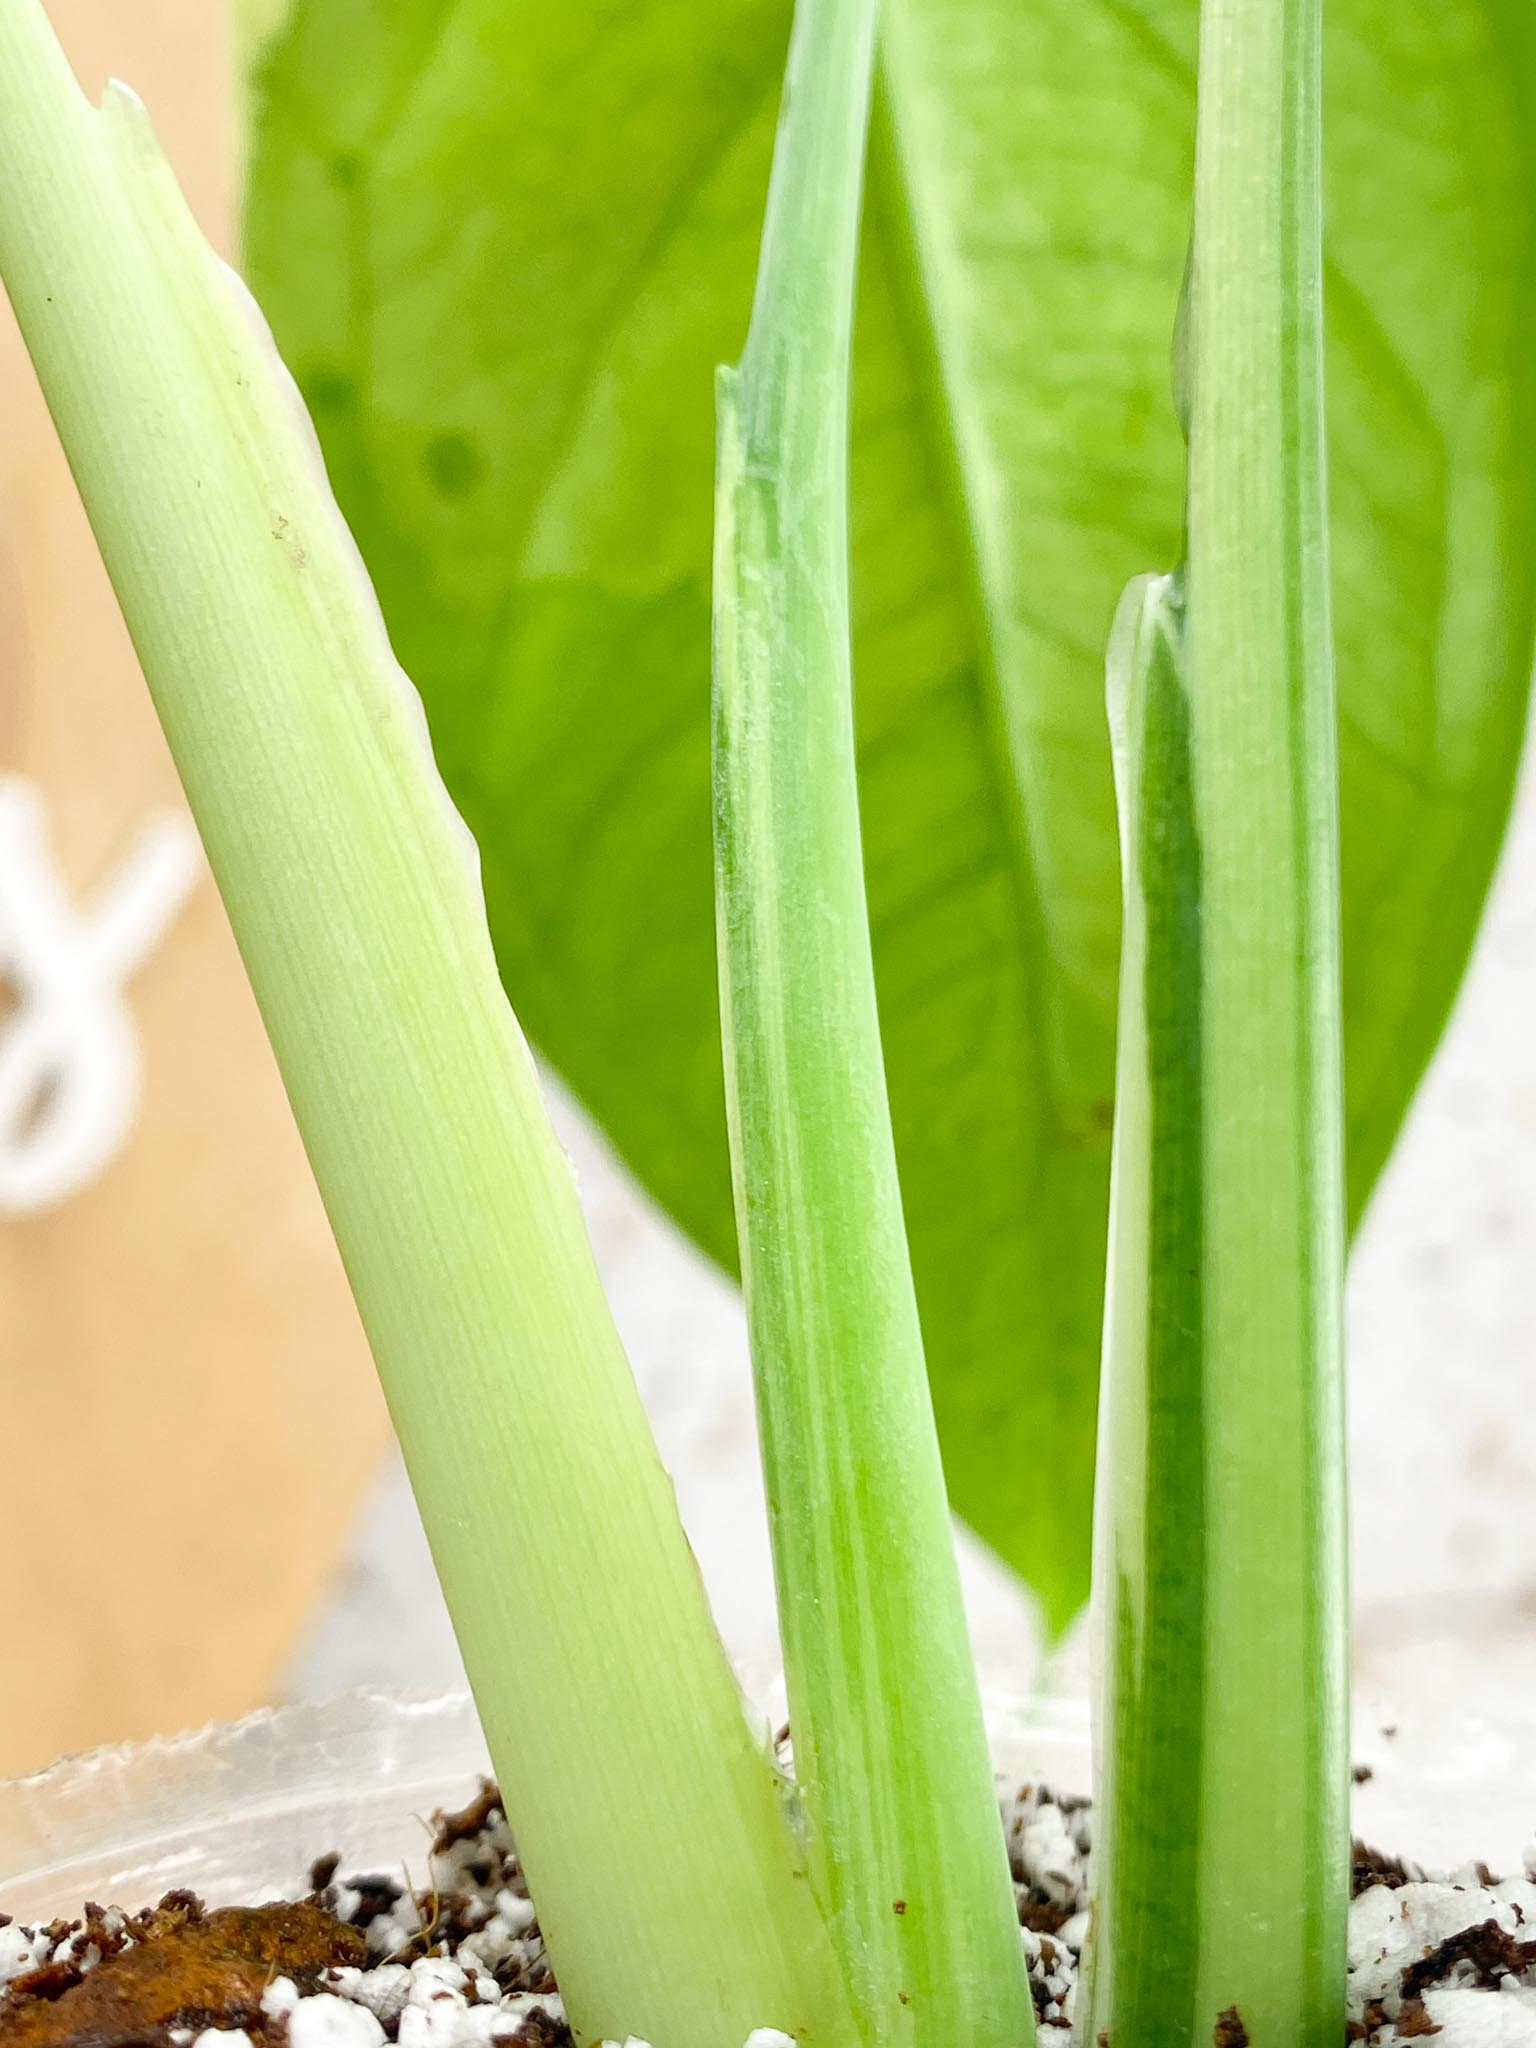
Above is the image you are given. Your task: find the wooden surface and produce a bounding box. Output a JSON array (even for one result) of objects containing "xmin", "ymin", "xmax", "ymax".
[{"xmin": 0, "ymin": 0, "xmax": 389, "ymax": 1775}]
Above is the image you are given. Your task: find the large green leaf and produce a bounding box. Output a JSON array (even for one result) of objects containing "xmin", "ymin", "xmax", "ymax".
[{"xmin": 244, "ymin": 0, "xmax": 1536, "ymax": 1625}]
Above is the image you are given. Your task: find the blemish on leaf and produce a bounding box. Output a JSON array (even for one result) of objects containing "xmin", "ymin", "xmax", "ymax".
[
  {"xmin": 304, "ymin": 365, "xmax": 355, "ymax": 415},
  {"xmin": 270, "ymin": 512, "xmax": 306, "ymax": 568},
  {"xmin": 425, "ymin": 431, "xmax": 485, "ymax": 501}
]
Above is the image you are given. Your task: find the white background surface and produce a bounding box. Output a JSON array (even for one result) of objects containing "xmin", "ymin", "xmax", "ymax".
[{"xmin": 286, "ymin": 734, "xmax": 1536, "ymax": 1725}]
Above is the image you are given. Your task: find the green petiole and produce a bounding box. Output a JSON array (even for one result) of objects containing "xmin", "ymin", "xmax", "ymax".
[
  {"xmin": 712, "ymin": 1, "xmax": 1034, "ymax": 2044},
  {"xmin": 0, "ymin": 7, "xmax": 855, "ymax": 2046},
  {"xmin": 1086, "ymin": 0, "xmax": 1349, "ymax": 2039}
]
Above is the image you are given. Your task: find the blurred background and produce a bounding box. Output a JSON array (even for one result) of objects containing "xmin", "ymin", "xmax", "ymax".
[{"xmin": 3, "ymin": 0, "xmax": 1535, "ymax": 1778}]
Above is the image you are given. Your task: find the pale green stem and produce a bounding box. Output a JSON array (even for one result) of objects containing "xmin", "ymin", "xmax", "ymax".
[
  {"xmin": 712, "ymin": 2, "xmax": 1034, "ymax": 2045},
  {"xmin": 1086, "ymin": 0, "xmax": 1348, "ymax": 2041},
  {"xmin": 0, "ymin": 8, "xmax": 856, "ymax": 2045}
]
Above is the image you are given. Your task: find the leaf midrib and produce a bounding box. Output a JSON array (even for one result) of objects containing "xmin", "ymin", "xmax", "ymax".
[{"xmin": 870, "ymin": 9, "xmax": 1070, "ymax": 1146}]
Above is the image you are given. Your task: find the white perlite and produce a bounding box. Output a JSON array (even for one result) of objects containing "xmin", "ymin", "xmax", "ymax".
[
  {"xmin": 7, "ymin": 1783, "xmax": 1536, "ymax": 2043},
  {"xmin": 1346, "ymin": 1861, "xmax": 1536, "ymax": 2047}
]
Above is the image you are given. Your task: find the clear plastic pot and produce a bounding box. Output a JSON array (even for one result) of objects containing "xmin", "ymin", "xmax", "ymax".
[
  {"xmin": 0, "ymin": 1689, "xmax": 1088, "ymax": 1924},
  {"xmin": 0, "ymin": 1686, "xmax": 1530, "ymax": 1926},
  {"xmin": 0, "ymin": 1691, "xmax": 494, "ymax": 1923}
]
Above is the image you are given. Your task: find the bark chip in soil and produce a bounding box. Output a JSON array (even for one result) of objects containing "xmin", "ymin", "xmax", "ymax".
[{"xmin": 0, "ymin": 1896, "xmax": 361, "ymax": 2048}]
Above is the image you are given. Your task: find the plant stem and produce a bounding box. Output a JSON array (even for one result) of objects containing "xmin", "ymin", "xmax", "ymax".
[
  {"xmin": 712, "ymin": 5, "xmax": 1034, "ymax": 2046},
  {"xmin": 1086, "ymin": 0, "xmax": 1349, "ymax": 2039},
  {"xmin": 0, "ymin": 8, "xmax": 857, "ymax": 2045}
]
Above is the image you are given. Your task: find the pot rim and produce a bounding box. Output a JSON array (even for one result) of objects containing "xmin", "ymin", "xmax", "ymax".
[{"xmin": 3, "ymin": 1683, "xmax": 1531, "ymax": 1923}]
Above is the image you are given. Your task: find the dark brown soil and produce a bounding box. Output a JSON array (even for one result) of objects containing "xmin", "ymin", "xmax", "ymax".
[
  {"xmin": 1399, "ymin": 1915, "xmax": 1536, "ymax": 1999},
  {"xmin": 1352, "ymin": 1838, "xmax": 1419, "ymax": 1897},
  {"xmin": 2, "ymin": 1776, "xmax": 1522, "ymax": 2048}
]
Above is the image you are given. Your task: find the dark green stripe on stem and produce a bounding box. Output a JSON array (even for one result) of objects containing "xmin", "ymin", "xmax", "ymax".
[
  {"xmin": 1093, "ymin": 575, "xmax": 1217, "ymax": 2047},
  {"xmin": 1105, "ymin": 586, "xmax": 1207, "ymax": 2044}
]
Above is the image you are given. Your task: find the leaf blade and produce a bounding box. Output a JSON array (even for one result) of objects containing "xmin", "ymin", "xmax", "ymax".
[{"xmin": 244, "ymin": 0, "xmax": 1536, "ymax": 1623}]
